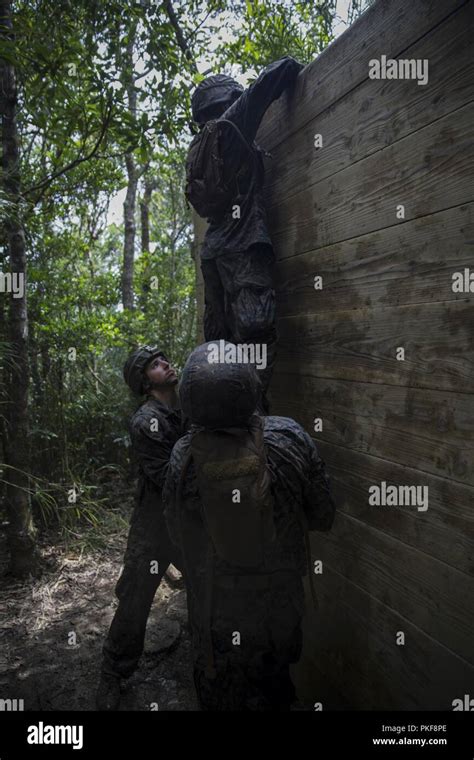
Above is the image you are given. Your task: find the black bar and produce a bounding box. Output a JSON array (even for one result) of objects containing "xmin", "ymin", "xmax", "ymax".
[{"xmin": 0, "ymin": 711, "xmax": 472, "ymax": 757}]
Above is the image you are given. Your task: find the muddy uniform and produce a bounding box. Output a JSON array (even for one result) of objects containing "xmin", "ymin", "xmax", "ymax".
[
  {"xmin": 197, "ymin": 56, "xmax": 302, "ymax": 399},
  {"xmin": 101, "ymin": 398, "xmax": 185, "ymax": 678},
  {"xmin": 163, "ymin": 414, "xmax": 335, "ymax": 710}
]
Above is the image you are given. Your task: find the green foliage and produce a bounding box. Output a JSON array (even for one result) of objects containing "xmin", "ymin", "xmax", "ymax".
[
  {"xmin": 1, "ymin": 0, "xmax": 368, "ymax": 542},
  {"xmin": 219, "ymin": 0, "xmax": 338, "ymax": 68}
]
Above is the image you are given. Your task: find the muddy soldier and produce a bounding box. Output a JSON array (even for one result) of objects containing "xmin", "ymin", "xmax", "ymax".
[
  {"xmin": 186, "ymin": 56, "xmax": 304, "ymax": 410},
  {"xmin": 163, "ymin": 343, "xmax": 335, "ymax": 710},
  {"xmin": 96, "ymin": 346, "xmax": 185, "ymax": 711}
]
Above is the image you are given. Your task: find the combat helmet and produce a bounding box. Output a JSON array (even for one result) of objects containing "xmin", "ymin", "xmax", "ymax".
[
  {"xmin": 191, "ymin": 74, "xmax": 244, "ymax": 125},
  {"xmin": 123, "ymin": 345, "xmax": 166, "ymax": 395},
  {"xmin": 179, "ymin": 342, "xmax": 260, "ymax": 428}
]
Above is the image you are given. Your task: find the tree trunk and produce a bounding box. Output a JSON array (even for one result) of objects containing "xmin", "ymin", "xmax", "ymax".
[
  {"xmin": 138, "ymin": 173, "xmax": 157, "ymax": 308},
  {"xmin": 122, "ymin": 152, "xmax": 137, "ymax": 310},
  {"xmin": 0, "ymin": 0, "xmax": 38, "ymax": 576},
  {"xmin": 140, "ymin": 176, "xmax": 153, "ymax": 255},
  {"xmin": 120, "ymin": 26, "xmax": 138, "ymax": 311}
]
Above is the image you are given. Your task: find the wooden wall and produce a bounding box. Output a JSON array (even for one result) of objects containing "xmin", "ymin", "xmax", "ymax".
[{"xmin": 255, "ymin": 0, "xmax": 474, "ymax": 709}]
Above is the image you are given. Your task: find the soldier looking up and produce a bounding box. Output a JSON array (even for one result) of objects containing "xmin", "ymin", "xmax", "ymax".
[{"xmin": 96, "ymin": 346, "xmax": 186, "ymax": 711}]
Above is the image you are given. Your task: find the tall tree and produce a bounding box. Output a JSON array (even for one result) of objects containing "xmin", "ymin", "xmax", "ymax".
[
  {"xmin": 0, "ymin": 0, "xmax": 38, "ymax": 576},
  {"xmin": 140, "ymin": 172, "xmax": 155, "ymax": 256},
  {"xmin": 120, "ymin": 19, "xmax": 138, "ymax": 311}
]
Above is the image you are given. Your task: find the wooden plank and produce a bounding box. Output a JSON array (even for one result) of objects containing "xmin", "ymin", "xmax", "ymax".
[
  {"xmin": 275, "ymin": 300, "xmax": 474, "ymax": 393},
  {"xmin": 318, "ymin": 440, "xmax": 474, "ymax": 538},
  {"xmin": 300, "ymin": 436, "xmax": 474, "ymax": 575},
  {"xmin": 267, "ymin": 380, "xmax": 474, "ymax": 570},
  {"xmin": 295, "ymin": 566, "xmax": 474, "ymax": 709},
  {"xmin": 257, "ymin": 0, "xmax": 468, "ymax": 151},
  {"xmin": 264, "ymin": 4, "xmax": 474, "ymax": 201},
  {"xmin": 266, "ymin": 103, "xmax": 474, "ymax": 256},
  {"xmin": 320, "ymin": 440, "xmax": 474, "ymax": 544},
  {"xmin": 325, "ymin": 450, "xmax": 474, "ymax": 577},
  {"xmin": 310, "ymin": 512, "xmax": 474, "ymax": 665},
  {"xmin": 274, "ymin": 204, "xmax": 473, "ymax": 313},
  {"xmin": 270, "ymin": 374, "xmax": 474, "ymax": 486}
]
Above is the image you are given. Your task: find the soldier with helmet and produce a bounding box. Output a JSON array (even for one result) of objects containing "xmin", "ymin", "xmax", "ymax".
[
  {"xmin": 186, "ymin": 57, "xmax": 304, "ymax": 411},
  {"xmin": 163, "ymin": 343, "xmax": 335, "ymax": 711},
  {"xmin": 96, "ymin": 345, "xmax": 186, "ymax": 711}
]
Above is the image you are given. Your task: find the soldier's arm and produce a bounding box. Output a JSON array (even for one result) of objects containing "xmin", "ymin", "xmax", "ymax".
[
  {"xmin": 301, "ymin": 431, "xmax": 336, "ymax": 532},
  {"xmin": 130, "ymin": 414, "xmax": 173, "ymax": 492},
  {"xmin": 221, "ymin": 56, "xmax": 303, "ymax": 144}
]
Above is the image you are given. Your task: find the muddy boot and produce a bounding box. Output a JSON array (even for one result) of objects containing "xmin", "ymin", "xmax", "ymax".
[{"xmin": 96, "ymin": 673, "xmax": 121, "ymax": 711}]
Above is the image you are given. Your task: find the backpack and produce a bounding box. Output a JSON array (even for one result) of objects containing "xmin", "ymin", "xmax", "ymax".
[
  {"xmin": 189, "ymin": 414, "xmax": 276, "ymax": 568},
  {"xmin": 185, "ymin": 118, "xmax": 257, "ymax": 220},
  {"xmin": 175, "ymin": 414, "xmax": 319, "ymax": 679}
]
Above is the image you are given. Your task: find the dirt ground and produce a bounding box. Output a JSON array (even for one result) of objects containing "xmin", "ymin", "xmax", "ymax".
[{"xmin": 0, "ymin": 529, "xmax": 198, "ymax": 712}]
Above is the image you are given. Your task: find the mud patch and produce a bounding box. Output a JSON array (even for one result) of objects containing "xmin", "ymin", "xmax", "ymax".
[{"xmin": 0, "ymin": 532, "xmax": 197, "ymax": 711}]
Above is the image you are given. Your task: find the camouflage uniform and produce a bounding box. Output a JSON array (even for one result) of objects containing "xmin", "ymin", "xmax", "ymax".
[
  {"xmin": 101, "ymin": 397, "xmax": 186, "ymax": 678},
  {"xmin": 191, "ymin": 57, "xmax": 304, "ymax": 403},
  {"xmin": 163, "ymin": 414, "xmax": 335, "ymax": 710}
]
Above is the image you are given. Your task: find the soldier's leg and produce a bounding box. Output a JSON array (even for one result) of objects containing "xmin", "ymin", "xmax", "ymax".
[
  {"xmin": 253, "ymin": 576, "xmax": 304, "ymax": 711},
  {"xmin": 200, "ymin": 258, "xmax": 231, "ymax": 342},
  {"xmin": 217, "ymin": 245, "xmax": 277, "ymax": 408},
  {"xmin": 191, "ymin": 580, "xmax": 256, "ymax": 711},
  {"xmin": 101, "ymin": 555, "xmax": 170, "ymax": 679},
  {"xmin": 200, "ymin": 575, "xmax": 303, "ymax": 711},
  {"xmin": 101, "ymin": 508, "xmax": 178, "ymax": 679},
  {"xmin": 191, "ymin": 580, "xmax": 273, "ymax": 711}
]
